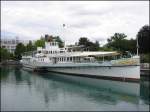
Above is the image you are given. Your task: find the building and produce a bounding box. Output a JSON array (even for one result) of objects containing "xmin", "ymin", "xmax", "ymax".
[{"xmin": 0, "ymin": 37, "xmax": 30, "ymax": 54}]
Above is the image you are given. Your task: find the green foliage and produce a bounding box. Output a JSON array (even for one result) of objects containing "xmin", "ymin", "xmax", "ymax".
[
  {"xmin": 0, "ymin": 47, "xmax": 10, "ymax": 62},
  {"xmin": 44, "ymin": 34, "xmax": 64, "ymax": 48},
  {"xmin": 125, "ymin": 39, "xmax": 136, "ymax": 53},
  {"xmin": 34, "ymin": 39, "xmax": 45, "ymax": 48},
  {"xmin": 141, "ymin": 53, "xmax": 150, "ymax": 63},
  {"xmin": 137, "ymin": 25, "xmax": 150, "ymax": 54},
  {"xmin": 78, "ymin": 37, "xmax": 99, "ymax": 51},
  {"xmin": 55, "ymin": 36, "xmax": 64, "ymax": 48},
  {"xmin": 78, "ymin": 37, "xmax": 89, "ymax": 46},
  {"xmin": 107, "ymin": 33, "xmax": 127, "ymax": 42},
  {"xmin": 9, "ymin": 53, "xmax": 16, "ymax": 60},
  {"xmin": 106, "ymin": 33, "xmax": 136, "ymax": 53},
  {"xmin": 14, "ymin": 43, "xmax": 26, "ymax": 60},
  {"xmin": 34, "ymin": 35, "xmax": 64, "ymax": 48},
  {"xmin": 106, "ymin": 33, "xmax": 127, "ymax": 51},
  {"xmin": 26, "ymin": 41, "xmax": 36, "ymax": 51}
]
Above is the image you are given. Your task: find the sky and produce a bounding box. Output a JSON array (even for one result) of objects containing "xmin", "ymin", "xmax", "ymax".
[{"xmin": 1, "ymin": 1, "xmax": 149, "ymax": 45}]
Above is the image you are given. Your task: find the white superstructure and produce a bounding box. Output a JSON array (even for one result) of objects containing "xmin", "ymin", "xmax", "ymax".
[{"xmin": 21, "ymin": 40, "xmax": 140, "ymax": 82}]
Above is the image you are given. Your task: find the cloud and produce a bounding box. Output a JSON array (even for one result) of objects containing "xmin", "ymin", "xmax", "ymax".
[{"xmin": 1, "ymin": 1, "xmax": 149, "ymax": 45}]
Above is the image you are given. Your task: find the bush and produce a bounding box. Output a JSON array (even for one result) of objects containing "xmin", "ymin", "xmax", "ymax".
[{"xmin": 140, "ymin": 53, "xmax": 150, "ymax": 63}]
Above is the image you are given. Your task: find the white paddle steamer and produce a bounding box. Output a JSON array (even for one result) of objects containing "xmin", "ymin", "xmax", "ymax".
[{"xmin": 21, "ymin": 40, "xmax": 140, "ymax": 82}]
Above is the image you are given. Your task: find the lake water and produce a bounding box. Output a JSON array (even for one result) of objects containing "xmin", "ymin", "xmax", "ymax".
[{"xmin": 1, "ymin": 66, "xmax": 149, "ymax": 111}]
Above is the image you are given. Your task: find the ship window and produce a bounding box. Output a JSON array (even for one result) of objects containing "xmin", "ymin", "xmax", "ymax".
[
  {"xmin": 70, "ymin": 57, "xmax": 72, "ymax": 61},
  {"xmin": 67, "ymin": 57, "xmax": 69, "ymax": 61},
  {"xmin": 51, "ymin": 51, "xmax": 52, "ymax": 54}
]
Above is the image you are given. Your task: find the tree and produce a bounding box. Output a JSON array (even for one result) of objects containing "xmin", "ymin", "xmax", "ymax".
[
  {"xmin": 125, "ymin": 39, "xmax": 136, "ymax": 54},
  {"xmin": 0, "ymin": 47, "xmax": 10, "ymax": 62},
  {"xmin": 78, "ymin": 37, "xmax": 99, "ymax": 51},
  {"xmin": 44, "ymin": 34, "xmax": 64, "ymax": 48},
  {"xmin": 107, "ymin": 33, "xmax": 127, "ymax": 42},
  {"xmin": 107, "ymin": 33, "xmax": 127, "ymax": 50},
  {"xmin": 94, "ymin": 41, "xmax": 100, "ymax": 51},
  {"xmin": 106, "ymin": 33, "xmax": 137, "ymax": 54},
  {"xmin": 106, "ymin": 33, "xmax": 127, "ymax": 52},
  {"xmin": 34, "ymin": 35, "xmax": 64, "ymax": 48},
  {"xmin": 78, "ymin": 37, "xmax": 89, "ymax": 47},
  {"xmin": 137, "ymin": 25, "xmax": 150, "ymax": 54},
  {"xmin": 15, "ymin": 43, "xmax": 26, "ymax": 60},
  {"xmin": 26, "ymin": 41, "xmax": 36, "ymax": 51},
  {"xmin": 34, "ymin": 39, "xmax": 45, "ymax": 48},
  {"xmin": 55, "ymin": 36, "xmax": 64, "ymax": 48}
]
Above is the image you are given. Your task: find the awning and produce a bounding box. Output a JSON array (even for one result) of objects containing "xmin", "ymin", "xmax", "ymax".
[{"xmin": 50, "ymin": 51, "xmax": 119, "ymax": 57}]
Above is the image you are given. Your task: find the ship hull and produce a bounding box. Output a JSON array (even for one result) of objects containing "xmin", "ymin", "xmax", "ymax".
[
  {"xmin": 21, "ymin": 61, "xmax": 140, "ymax": 82},
  {"xmin": 46, "ymin": 65, "xmax": 140, "ymax": 82}
]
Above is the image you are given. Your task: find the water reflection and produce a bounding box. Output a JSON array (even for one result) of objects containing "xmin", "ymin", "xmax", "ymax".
[
  {"xmin": 14, "ymin": 67, "xmax": 23, "ymax": 83},
  {"xmin": 1, "ymin": 66, "xmax": 149, "ymax": 111},
  {"xmin": 140, "ymin": 78, "xmax": 150, "ymax": 104},
  {"xmin": 0, "ymin": 66, "xmax": 13, "ymax": 80},
  {"xmin": 38, "ymin": 73, "xmax": 140, "ymax": 104}
]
